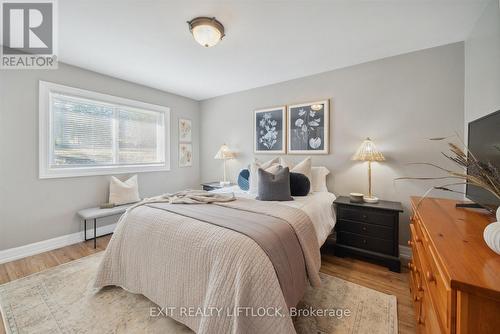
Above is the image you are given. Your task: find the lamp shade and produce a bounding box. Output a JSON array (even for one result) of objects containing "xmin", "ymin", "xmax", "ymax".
[
  {"xmin": 352, "ymin": 138, "xmax": 385, "ymax": 162},
  {"xmin": 214, "ymin": 144, "xmax": 236, "ymax": 160}
]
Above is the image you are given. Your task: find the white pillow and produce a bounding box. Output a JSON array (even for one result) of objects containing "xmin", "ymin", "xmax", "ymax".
[
  {"xmin": 311, "ymin": 166, "xmax": 330, "ymax": 192},
  {"xmin": 249, "ymin": 157, "xmax": 279, "ymax": 194},
  {"xmin": 279, "ymin": 157, "xmax": 294, "ymax": 169},
  {"xmin": 265, "ymin": 163, "xmax": 282, "ymax": 175},
  {"xmin": 109, "ymin": 175, "xmax": 140, "ymax": 205},
  {"xmin": 289, "ymin": 157, "xmax": 312, "ymax": 190}
]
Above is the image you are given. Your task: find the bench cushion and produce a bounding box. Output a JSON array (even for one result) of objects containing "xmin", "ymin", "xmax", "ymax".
[{"xmin": 77, "ymin": 204, "xmax": 133, "ymax": 220}]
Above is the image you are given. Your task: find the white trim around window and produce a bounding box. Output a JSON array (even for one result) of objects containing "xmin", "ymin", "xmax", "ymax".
[{"xmin": 39, "ymin": 81, "xmax": 171, "ymax": 179}]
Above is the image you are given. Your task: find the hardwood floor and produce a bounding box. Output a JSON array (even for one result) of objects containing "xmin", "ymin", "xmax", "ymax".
[
  {"xmin": 320, "ymin": 246, "xmax": 416, "ymax": 334},
  {"xmin": 0, "ymin": 237, "xmax": 415, "ymax": 334}
]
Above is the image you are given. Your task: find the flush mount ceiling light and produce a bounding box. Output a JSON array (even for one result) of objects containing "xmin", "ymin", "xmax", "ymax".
[{"xmin": 187, "ymin": 17, "xmax": 225, "ymax": 48}]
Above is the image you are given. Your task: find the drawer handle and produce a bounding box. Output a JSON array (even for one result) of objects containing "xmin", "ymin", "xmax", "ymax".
[
  {"xmin": 426, "ymin": 271, "xmax": 436, "ymax": 283},
  {"xmin": 362, "ymin": 226, "xmax": 367, "ymax": 231},
  {"xmin": 407, "ymin": 240, "xmax": 412, "ymax": 246},
  {"xmin": 362, "ymin": 239, "xmax": 367, "ymax": 244},
  {"xmin": 407, "ymin": 261, "xmax": 419, "ymax": 274},
  {"xmin": 414, "ymin": 295, "xmax": 421, "ymax": 302},
  {"xmin": 362, "ymin": 214, "xmax": 368, "ymax": 219}
]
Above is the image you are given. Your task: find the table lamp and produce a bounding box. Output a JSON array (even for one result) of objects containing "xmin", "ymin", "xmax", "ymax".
[
  {"xmin": 352, "ymin": 137, "xmax": 385, "ymax": 203},
  {"xmin": 214, "ymin": 144, "xmax": 236, "ymax": 186}
]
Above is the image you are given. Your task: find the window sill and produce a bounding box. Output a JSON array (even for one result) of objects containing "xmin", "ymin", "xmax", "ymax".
[{"xmin": 39, "ymin": 164, "xmax": 171, "ymax": 179}]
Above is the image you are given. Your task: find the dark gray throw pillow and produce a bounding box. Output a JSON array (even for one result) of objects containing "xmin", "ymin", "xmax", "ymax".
[{"xmin": 256, "ymin": 166, "xmax": 294, "ymax": 201}]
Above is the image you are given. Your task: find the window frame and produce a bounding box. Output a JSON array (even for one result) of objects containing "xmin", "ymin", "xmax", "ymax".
[{"xmin": 39, "ymin": 81, "xmax": 170, "ymax": 179}]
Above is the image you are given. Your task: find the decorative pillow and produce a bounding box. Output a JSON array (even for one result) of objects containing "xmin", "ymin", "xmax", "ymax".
[
  {"xmin": 311, "ymin": 166, "xmax": 330, "ymax": 192},
  {"xmin": 249, "ymin": 157, "xmax": 279, "ymax": 194},
  {"xmin": 265, "ymin": 163, "xmax": 282, "ymax": 174},
  {"xmin": 109, "ymin": 175, "xmax": 140, "ymax": 205},
  {"xmin": 256, "ymin": 167, "xmax": 293, "ymax": 201},
  {"xmin": 290, "ymin": 172, "xmax": 311, "ymax": 196},
  {"xmin": 279, "ymin": 157, "xmax": 294, "ymax": 169},
  {"xmin": 292, "ymin": 157, "xmax": 312, "ymax": 181},
  {"xmin": 237, "ymin": 169, "xmax": 250, "ymax": 191}
]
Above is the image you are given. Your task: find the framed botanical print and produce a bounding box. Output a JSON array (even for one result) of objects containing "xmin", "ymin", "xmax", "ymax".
[
  {"xmin": 179, "ymin": 143, "xmax": 193, "ymax": 167},
  {"xmin": 254, "ymin": 106, "xmax": 286, "ymax": 154},
  {"xmin": 287, "ymin": 100, "xmax": 329, "ymax": 154},
  {"xmin": 179, "ymin": 118, "xmax": 192, "ymax": 142}
]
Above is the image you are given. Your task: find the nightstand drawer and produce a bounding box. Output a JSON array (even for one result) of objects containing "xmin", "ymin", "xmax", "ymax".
[
  {"xmin": 337, "ymin": 231, "xmax": 394, "ymax": 255},
  {"xmin": 337, "ymin": 219, "xmax": 393, "ymax": 240},
  {"xmin": 337, "ymin": 206, "xmax": 395, "ymax": 227}
]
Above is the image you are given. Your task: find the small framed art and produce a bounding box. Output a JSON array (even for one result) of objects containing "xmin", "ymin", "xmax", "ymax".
[
  {"xmin": 287, "ymin": 100, "xmax": 329, "ymax": 154},
  {"xmin": 179, "ymin": 118, "xmax": 192, "ymax": 142},
  {"xmin": 179, "ymin": 143, "xmax": 193, "ymax": 167},
  {"xmin": 254, "ymin": 106, "xmax": 286, "ymax": 154}
]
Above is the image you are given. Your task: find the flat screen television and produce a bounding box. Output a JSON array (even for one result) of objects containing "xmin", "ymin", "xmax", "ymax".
[{"xmin": 466, "ymin": 110, "xmax": 500, "ymax": 210}]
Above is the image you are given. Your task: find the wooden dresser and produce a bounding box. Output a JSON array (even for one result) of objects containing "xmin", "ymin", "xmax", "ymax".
[{"xmin": 409, "ymin": 197, "xmax": 500, "ymax": 334}]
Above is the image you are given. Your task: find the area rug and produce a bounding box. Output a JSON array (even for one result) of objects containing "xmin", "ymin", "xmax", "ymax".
[{"xmin": 0, "ymin": 253, "xmax": 397, "ymax": 334}]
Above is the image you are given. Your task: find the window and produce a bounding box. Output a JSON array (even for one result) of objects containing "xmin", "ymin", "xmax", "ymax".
[{"xmin": 39, "ymin": 81, "xmax": 170, "ymax": 178}]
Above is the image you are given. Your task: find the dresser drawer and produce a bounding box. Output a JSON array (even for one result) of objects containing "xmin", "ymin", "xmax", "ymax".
[
  {"xmin": 408, "ymin": 227, "xmax": 424, "ymax": 293},
  {"xmin": 337, "ymin": 219, "xmax": 393, "ymax": 240},
  {"xmin": 337, "ymin": 206, "xmax": 396, "ymax": 227},
  {"xmin": 419, "ymin": 285, "xmax": 442, "ymax": 334},
  {"xmin": 424, "ymin": 245, "xmax": 450, "ymax": 332},
  {"xmin": 337, "ymin": 231, "xmax": 394, "ymax": 255},
  {"xmin": 411, "ymin": 223, "xmax": 450, "ymax": 332},
  {"xmin": 408, "ymin": 268, "xmax": 423, "ymax": 323}
]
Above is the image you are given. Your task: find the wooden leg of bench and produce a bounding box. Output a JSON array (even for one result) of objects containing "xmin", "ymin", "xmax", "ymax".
[
  {"xmin": 94, "ymin": 218, "xmax": 97, "ymax": 249},
  {"xmin": 84, "ymin": 219, "xmax": 86, "ymax": 241}
]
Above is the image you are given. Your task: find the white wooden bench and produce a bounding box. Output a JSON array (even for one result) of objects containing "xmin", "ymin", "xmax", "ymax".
[{"xmin": 77, "ymin": 204, "xmax": 133, "ymax": 248}]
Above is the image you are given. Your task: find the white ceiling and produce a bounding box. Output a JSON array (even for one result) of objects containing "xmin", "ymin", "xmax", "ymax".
[{"xmin": 59, "ymin": 0, "xmax": 489, "ymax": 100}]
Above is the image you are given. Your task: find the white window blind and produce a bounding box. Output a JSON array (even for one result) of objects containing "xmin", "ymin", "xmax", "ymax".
[{"xmin": 39, "ymin": 81, "xmax": 170, "ymax": 178}]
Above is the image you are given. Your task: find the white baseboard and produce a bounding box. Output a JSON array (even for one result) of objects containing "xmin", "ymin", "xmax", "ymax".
[
  {"xmin": 0, "ymin": 223, "xmax": 117, "ymax": 264},
  {"xmin": 0, "ymin": 225, "xmax": 413, "ymax": 265},
  {"xmin": 399, "ymin": 245, "xmax": 412, "ymax": 260}
]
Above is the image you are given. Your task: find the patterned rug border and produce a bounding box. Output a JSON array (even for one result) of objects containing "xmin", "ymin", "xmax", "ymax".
[
  {"xmin": 0, "ymin": 252, "xmax": 104, "ymax": 289},
  {"xmin": 0, "ymin": 252, "xmax": 104, "ymax": 334},
  {"xmin": 0, "ymin": 252, "xmax": 398, "ymax": 334}
]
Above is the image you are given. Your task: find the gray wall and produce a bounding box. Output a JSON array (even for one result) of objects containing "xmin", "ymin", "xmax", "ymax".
[
  {"xmin": 200, "ymin": 43, "xmax": 465, "ymax": 245},
  {"xmin": 0, "ymin": 63, "xmax": 200, "ymax": 250},
  {"xmin": 465, "ymin": 0, "xmax": 500, "ymax": 125}
]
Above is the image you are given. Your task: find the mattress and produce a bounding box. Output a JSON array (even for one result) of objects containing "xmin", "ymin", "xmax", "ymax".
[{"xmin": 210, "ymin": 186, "xmax": 337, "ymax": 245}]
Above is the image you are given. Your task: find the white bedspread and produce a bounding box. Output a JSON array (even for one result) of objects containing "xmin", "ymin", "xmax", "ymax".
[{"xmin": 210, "ymin": 186, "xmax": 337, "ymax": 245}]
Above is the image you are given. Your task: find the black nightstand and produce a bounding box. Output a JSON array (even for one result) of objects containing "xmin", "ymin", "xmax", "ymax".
[
  {"xmin": 201, "ymin": 182, "xmax": 235, "ymax": 191},
  {"xmin": 333, "ymin": 196, "xmax": 403, "ymax": 272}
]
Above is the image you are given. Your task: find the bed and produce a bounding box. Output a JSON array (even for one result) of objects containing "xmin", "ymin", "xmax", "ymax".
[{"xmin": 94, "ymin": 188, "xmax": 336, "ymax": 334}]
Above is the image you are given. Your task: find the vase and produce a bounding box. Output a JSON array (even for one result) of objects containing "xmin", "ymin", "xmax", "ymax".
[{"xmin": 484, "ymin": 207, "xmax": 500, "ymax": 255}]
